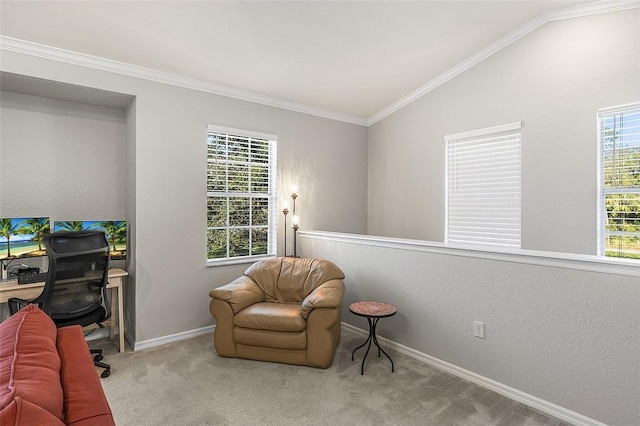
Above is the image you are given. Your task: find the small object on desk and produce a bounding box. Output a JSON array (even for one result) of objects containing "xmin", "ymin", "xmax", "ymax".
[
  {"xmin": 17, "ymin": 271, "xmax": 48, "ymax": 284},
  {"xmin": 349, "ymin": 301, "xmax": 397, "ymax": 375}
]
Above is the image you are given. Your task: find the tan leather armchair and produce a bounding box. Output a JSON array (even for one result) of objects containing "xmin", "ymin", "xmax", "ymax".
[{"xmin": 209, "ymin": 257, "xmax": 345, "ymax": 368}]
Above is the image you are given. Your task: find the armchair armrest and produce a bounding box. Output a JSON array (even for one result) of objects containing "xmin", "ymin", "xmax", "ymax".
[
  {"xmin": 300, "ymin": 279, "xmax": 345, "ymax": 319},
  {"xmin": 209, "ymin": 275, "xmax": 265, "ymax": 314}
]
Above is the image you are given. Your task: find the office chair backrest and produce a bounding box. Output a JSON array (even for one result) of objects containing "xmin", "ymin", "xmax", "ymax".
[{"xmin": 41, "ymin": 231, "xmax": 111, "ymax": 322}]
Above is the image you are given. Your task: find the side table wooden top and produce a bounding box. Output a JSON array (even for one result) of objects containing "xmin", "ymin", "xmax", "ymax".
[{"xmin": 349, "ymin": 301, "xmax": 397, "ymax": 318}]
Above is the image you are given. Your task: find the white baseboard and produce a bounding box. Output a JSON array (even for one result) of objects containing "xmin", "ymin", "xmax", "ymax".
[
  {"xmin": 341, "ymin": 322, "xmax": 606, "ymax": 426},
  {"xmin": 133, "ymin": 325, "xmax": 215, "ymax": 351}
]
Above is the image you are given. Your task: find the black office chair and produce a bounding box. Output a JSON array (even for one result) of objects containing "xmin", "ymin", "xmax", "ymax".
[{"xmin": 8, "ymin": 231, "xmax": 112, "ymax": 378}]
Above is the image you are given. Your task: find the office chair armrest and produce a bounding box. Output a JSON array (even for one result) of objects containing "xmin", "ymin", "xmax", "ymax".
[
  {"xmin": 8, "ymin": 297, "xmax": 33, "ymax": 316},
  {"xmin": 209, "ymin": 276, "xmax": 265, "ymax": 314},
  {"xmin": 301, "ymin": 279, "xmax": 345, "ymax": 319}
]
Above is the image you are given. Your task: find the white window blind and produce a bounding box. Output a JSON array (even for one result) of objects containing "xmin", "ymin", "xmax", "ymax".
[
  {"xmin": 446, "ymin": 122, "xmax": 522, "ymax": 248},
  {"xmin": 207, "ymin": 125, "xmax": 277, "ymax": 262},
  {"xmin": 598, "ymin": 103, "xmax": 640, "ymax": 259}
]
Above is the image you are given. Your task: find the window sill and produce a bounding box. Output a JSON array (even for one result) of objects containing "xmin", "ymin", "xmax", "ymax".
[
  {"xmin": 299, "ymin": 231, "xmax": 640, "ymax": 278},
  {"xmin": 206, "ymin": 254, "xmax": 275, "ymax": 268}
]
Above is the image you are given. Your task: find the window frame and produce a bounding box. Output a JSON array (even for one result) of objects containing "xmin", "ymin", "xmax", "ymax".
[
  {"xmin": 206, "ymin": 125, "xmax": 277, "ymax": 266},
  {"xmin": 597, "ymin": 102, "xmax": 640, "ymax": 260},
  {"xmin": 445, "ymin": 121, "xmax": 522, "ymax": 248}
]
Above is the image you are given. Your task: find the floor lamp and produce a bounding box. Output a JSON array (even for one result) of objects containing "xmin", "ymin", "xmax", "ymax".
[
  {"xmin": 291, "ymin": 186, "xmax": 298, "ymax": 257},
  {"xmin": 282, "ymin": 184, "xmax": 300, "ymax": 257}
]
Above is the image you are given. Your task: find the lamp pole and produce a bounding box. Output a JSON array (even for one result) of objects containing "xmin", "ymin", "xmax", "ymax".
[
  {"xmin": 282, "ymin": 207, "xmax": 289, "ymax": 256},
  {"xmin": 293, "ymin": 223, "xmax": 299, "ymax": 258},
  {"xmin": 292, "ymin": 214, "xmax": 299, "ymax": 258},
  {"xmin": 291, "ymin": 192, "xmax": 297, "ymax": 216}
]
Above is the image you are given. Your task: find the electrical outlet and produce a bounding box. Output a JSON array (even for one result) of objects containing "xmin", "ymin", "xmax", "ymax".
[{"xmin": 474, "ymin": 321, "xmax": 485, "ymax": 339}]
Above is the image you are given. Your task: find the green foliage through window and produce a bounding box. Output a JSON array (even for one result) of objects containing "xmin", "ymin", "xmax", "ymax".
[
  {"xmin": 206, "ymin": 127, "xmax": 276, "ymax": 261},
  {"xmin": 600, "ymin": 106, "xmax": 640, "ymax": 259}
]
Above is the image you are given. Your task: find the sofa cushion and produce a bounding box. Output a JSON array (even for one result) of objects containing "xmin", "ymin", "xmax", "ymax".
[
  {"xmin": 0, "ymin": 304, "xmax": 64, "ymax": 421},
  {"xmin": 0, "ymin": 397, "xmax": 66, "ymax": 426},
  {"xmin": 234, "ymin": 302, "xmax": 305, "ymax": 332},
  {"xmin": 57, "ymin": 326, "xmax": 114, "ymax": 426}
]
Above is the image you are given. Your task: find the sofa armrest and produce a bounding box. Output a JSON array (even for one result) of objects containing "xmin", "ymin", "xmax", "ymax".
[
  {"xmin": 300, "ymin": 279, "xmax": 345, "ymax": 319},
  {"xmin": 57, "ymin": 325, "xmax": 115, "ymax": 426},
  {"xmin": 209, "ymin": 276, "xmax": 265, "ymax": 314}
]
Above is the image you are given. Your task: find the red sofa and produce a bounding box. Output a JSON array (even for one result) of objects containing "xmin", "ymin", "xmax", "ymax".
[{"xmin": 0, "ymin": 304, "xmax": 115, "ymax": 426}]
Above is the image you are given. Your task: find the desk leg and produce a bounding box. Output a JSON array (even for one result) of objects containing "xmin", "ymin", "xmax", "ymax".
[
  {"xmin": 117, "ymin": 283, "xmax": 124, "ymax": 353},
  {"xmin": 110, "ymin": 286, "xmax": 116, "ymax": 340}
]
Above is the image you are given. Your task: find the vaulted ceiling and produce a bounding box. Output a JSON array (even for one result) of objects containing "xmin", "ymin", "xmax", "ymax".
[{"xmin": 0, "ymin": 1, "xmax": 604, "ymax": 122}]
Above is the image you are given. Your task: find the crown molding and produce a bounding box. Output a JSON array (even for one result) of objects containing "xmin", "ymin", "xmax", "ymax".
[
  {"xmin": 544, "ymin": 0, "xmax": 640, "ymax": 21},
  {"xmin": 367, "ymin": 0, "xmax": 640, "ymax": 126},
  {"xmin": 0, "ymin": 35, "xmax": 368, "ymax": 127},
  {"xmin": 1, "ymin": 1, "xmax": 637, "ymax": 128}
]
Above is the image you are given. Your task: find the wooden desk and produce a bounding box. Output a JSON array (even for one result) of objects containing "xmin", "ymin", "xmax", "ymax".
[{"xmin": 0, "ymin": 268, "xmax": 128, "ymax": 353}]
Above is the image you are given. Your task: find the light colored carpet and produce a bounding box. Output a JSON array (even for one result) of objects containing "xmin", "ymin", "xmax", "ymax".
[{"xmin": 94, "ymin": 328, "xmax": 571, "ymax": 426}]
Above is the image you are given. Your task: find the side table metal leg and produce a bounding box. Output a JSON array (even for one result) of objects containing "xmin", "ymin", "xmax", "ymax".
[
  {"xmin": 351, "ymin": 319, "xmax": 372, "ymax": 360},
  {"xmin": 371, "ymin": 318, "xmax": 381, "ymax": 358},
  {"xmin": 360, "ymin": 324, "xmax": 373, "ymax": 375},
  {"xmin": 351, "ymin": 316, "xmax": 376, "ymax": 375},
  {"xmin": 372, "ymin": 328, "xmax": 394, "ymax": 372}
]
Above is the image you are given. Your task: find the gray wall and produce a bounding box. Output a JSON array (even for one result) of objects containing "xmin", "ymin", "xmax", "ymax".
[
  {"xmin": 0, "ymin": 52, "xmax": 369, "ymax": 343},
  {"xmin": 0, "ymin": 91, "xmax": 127, "ymax": 219},
  {"xmin": 301, "ymin": 233, "xmax": 639, "ymax": 426},
  {"xmin": 367, "ymin": 9, "xmax": 640, "ymax": 255},
  {"xmin": 358, "ymin": 9, "xmax": 640, "ymax": 426},
  {"xmin": 124, "ymin": 99, "xmax": 137, "ymax": 339}
]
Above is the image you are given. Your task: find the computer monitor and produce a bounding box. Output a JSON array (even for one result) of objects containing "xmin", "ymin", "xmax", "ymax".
[
  {"xmin": 0, "ymin": 217, "xmax": 51, "ymax": 261},
  {"xmin": 53, "ymin": 220, "xmax": 127, "ymax": 260}
]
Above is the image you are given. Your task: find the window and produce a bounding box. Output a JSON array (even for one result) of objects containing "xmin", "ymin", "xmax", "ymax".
[
  {"xmin": 598, "ymin": 104, "xmax": 640, "ymax": 259},
  {"xmin": 445, "ymin": 122, "xmax": 522, "ymax": 248},
  {"xmin": 207, "ymin": 126, "xmax": 277, "ymax": 262}
]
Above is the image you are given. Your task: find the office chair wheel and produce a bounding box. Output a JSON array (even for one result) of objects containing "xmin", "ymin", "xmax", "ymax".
[
  {"xmin": 94, "ymin": 354, "xmax": 104, "ymax": 362},
  {"xmin": 101, "ymin": 369, "xmax": 110, "ymax": 378}
]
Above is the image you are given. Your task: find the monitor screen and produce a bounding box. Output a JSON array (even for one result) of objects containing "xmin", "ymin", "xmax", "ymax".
[
  {"xmin": 0, "ymin": 217, "xmax": 51, "ymax": 261},
  {"xmin": 53, "ymin": 220, "xmax": 127, "ymax": 260}
]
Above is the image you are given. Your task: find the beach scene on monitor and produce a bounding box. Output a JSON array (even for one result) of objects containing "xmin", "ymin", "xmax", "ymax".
[
  {"xmin": 0, "ymin": 217, "xmax": 51, "ymax": 261},
  {"xmin": 54, "ymin": 221, "xmax": 127, "ymax": 260}
]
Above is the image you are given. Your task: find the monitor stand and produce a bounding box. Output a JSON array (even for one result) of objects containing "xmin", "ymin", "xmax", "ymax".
[{"xmin": 1, "ymin": 261, "xmax": 8, "ymax": 280}]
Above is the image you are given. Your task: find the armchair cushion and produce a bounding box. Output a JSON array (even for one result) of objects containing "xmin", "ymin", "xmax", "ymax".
[
  {"xmin": 245, "ymin": 257, "xmax": 345, "ymax": 303},
  {"xmin": 234, "ymin": 302, "xmax": 306, "ymax": 332},
  {"xmin": 234, "ymin": 329, "xmax": 306, "ymax": 350}
]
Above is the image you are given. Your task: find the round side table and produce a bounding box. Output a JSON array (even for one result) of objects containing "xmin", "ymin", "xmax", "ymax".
[{"xmin": 349, "ymin": 301, "xmax": 397, "ymax": 375}]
